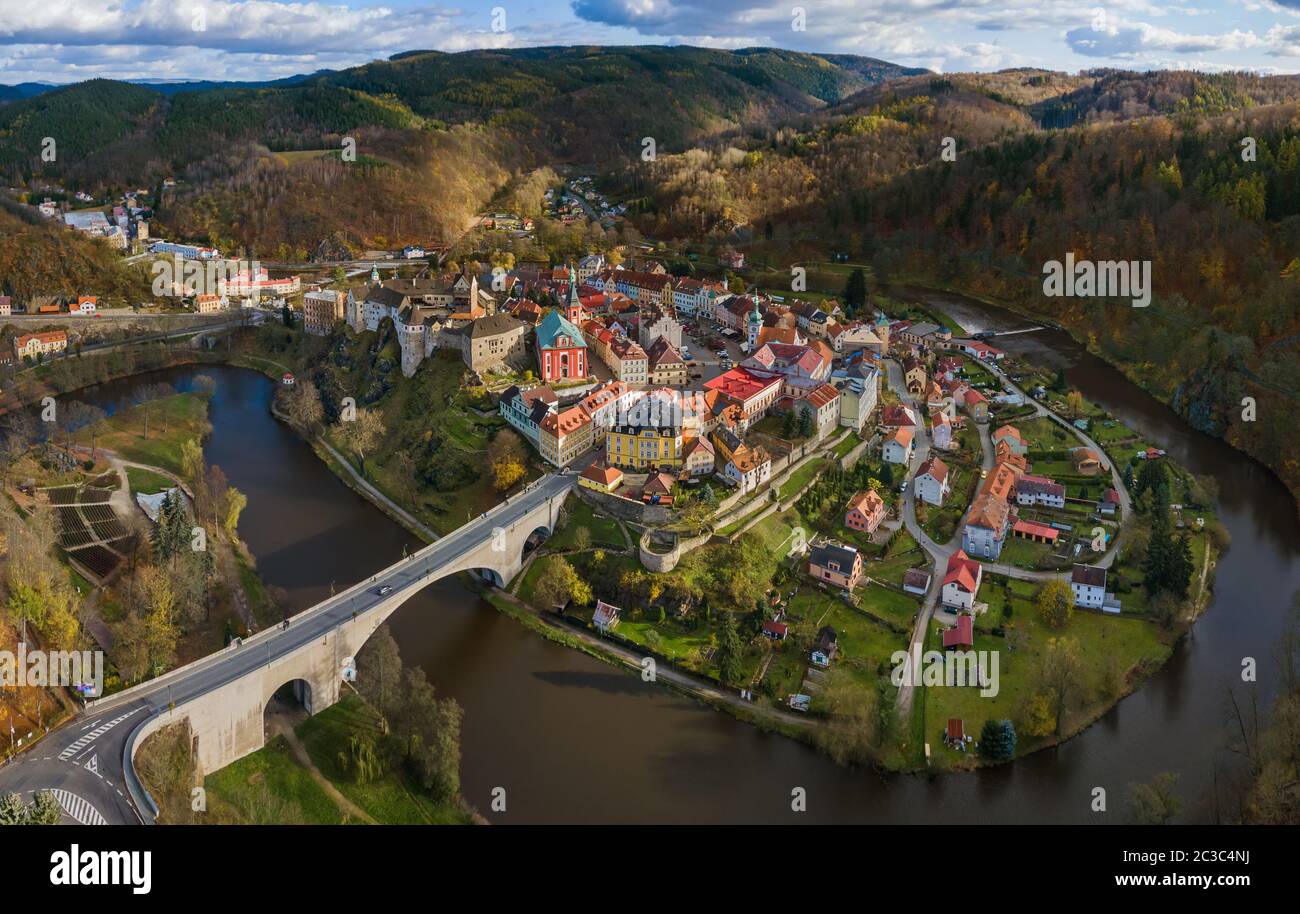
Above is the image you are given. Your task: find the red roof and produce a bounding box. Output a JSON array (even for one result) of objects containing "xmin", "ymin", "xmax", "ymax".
[
  {"xmin": 703, "ymin": 366, "xmax": 781, "ymax": 403},
  {"xmin": 1013, "ymin": 519, "xmax": 1059, "ymax": 541},
  {"xmin": 946, "ymin": 717, "xmax": 966, "ymax": 740},
  {"xmin": 943, "ymin": 549, "xmax": 981, "ymax": 594},
  {"xmin": 581, "ymin": 463, "xmax": 623, "ymax": 486},
  {"xmin": 942, "ymin": 615, "xmax": 974, "ymax": 649},
  {"xmin": 762, "ymin": 620, "xmax": 788, "ymax": 637}
]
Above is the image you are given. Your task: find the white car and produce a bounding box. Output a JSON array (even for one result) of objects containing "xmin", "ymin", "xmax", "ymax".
[{"xmin": 377, "ymin": 585, "xmax": 393, "ymax": 596}]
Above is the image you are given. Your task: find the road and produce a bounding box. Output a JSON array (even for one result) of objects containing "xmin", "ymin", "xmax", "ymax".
[{"xmin": 0, "ymin": 473, "xmax": 575, "ymax": 824}]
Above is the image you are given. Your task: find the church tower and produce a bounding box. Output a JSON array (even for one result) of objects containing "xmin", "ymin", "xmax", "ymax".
[
  {"xmin": 566, "ymin": 265, "xmax": 583, "ymax": 325},
  {"xmin": 747, "ymin": 295, "xmax": 763, "ymax": 352}
]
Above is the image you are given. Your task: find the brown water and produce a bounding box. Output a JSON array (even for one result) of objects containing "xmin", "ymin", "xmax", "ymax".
[{"xmin": 64, "ymin": 311, "xmax": 1300, "ymax": 821}]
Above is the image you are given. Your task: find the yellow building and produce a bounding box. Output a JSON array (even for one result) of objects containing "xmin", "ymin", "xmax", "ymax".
[{"xmin": 605, "ymin": 424, "xmax": 683, "ymax": 471}]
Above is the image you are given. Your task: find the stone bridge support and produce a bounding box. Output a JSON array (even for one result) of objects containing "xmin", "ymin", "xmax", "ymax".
[{"xmin": 126, "ymin": 483, "xmax": 570, "ymax": 783}]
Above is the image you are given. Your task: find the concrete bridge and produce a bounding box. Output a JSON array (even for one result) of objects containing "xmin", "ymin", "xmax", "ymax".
[{"xmin": 0, "ymin": 473, "xmax": 574, "ymax": 823}]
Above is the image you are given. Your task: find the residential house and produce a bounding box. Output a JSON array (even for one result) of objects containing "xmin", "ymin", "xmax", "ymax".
[
  {"xmin": 538, "ymin": 406, "xmax": 594, "ymax": 468},
  {"xmin": 941, "ymin": 549, "xmax": 982, "ymax": 611},
  {"xmin": 845, "ymin": 489, "xmax": 886, "ymax": 534},
  {"xmin": 942, "ymin": 614, "xmax": 974, "ymax": 649},
  {"xmin": 499, "ymin": 385, "xmax": 558, "ymax": 446},
  {"xmin": 681, "ymin": 435, "xmax": 716, "ymax": 477},
  {"xmin": 1071, "ymin": 447, "xmax": 1107, "ymax": 476},
  {"xmin": 962, "ymin": 387, "xmax": 989, "ymax": 423},
  {"xmin": 722, "ymin": 442, "xmax": 771, "ymax": 494},
  {"xmin": 808, "ymin": 542, "xmax": 864, "ymax": 590},
  {"xmin": 1071, "ymin": 563, "xmax": 1116, "ymax": 611},
  {"xmin": 1097, "ymin": 488, "xmax": 1120, "ymax": 516},
  {"xmin": 992, "ymin": 425, "xmax": 1028, "ymax": 456},
  {"xmin": 646, "ymin": 337, "xmax": 688, "ymax": 387},
  {"xmin": 579, "ymin": 463, "xmax": 624, "ymax": 494},
  {"xmin": 833, "ymin": 368, "xmax": 879, "ymax": 433},
  {"xmin": 882, "ymin": 427, "xmax": 914, "ymax": 465},
  {"xmin": 607, "ymin": 336, "xmax": 649, "ymax": 386},
  {"xmin": 914, "ymin": 457, "xmax": 951, "ymax": 506},
  {"xmin": 903, "ymin": 357, "xmax": 927, "ymax": 396},
  {"xmin": 794, "ymin": 383, "xmax": 842, "ymax": 440},
  {"xmin": 14, "ymin": 330, "xmax": 68, "ymax": 361},
  {"xmin": 641, "ymin": 472, "xmax": 676, "ymax": 504},
  {"xmin": 902, "ymin": 568, "xmax": 931, "ymax": 595},
  {"xmin": 930, "ymin": 410, "xmax": 953, "ymax": 450},
  {"xmin": 881, "ymin": 405, "xmax": 918, "ymax": 428},
  {"xmin": 194, "ymin": 293, "xmax": 229, "ymax": 314},
  {"xmin": 1016, "ymin": 474, "xmax": 1066, "ymax": 509}
]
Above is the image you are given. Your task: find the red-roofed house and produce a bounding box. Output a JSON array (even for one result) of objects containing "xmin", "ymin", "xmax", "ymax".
[
  {"xmin": 941, "ymin": 549, "xmax": 982, "ymax": 611},
  {"xmin": 845, "ymin": 489, "xmax": 886, "ymax": 534},
  {"xmin": 703, "ymin": 366, "xmax": 783, "ymax": 420},
  {"xmin": 915, "ymin": 457, "xmax": 951, "ymax": 506},
  {"xmin": 579, "ymin": 463, "xmax": 624, "ymax": 493},
  {"xmin": 943, "ymin": 615, "xmax": 974, "ymax": 649},
  {"xmin": 882, "ymin": 427, "xmax": 914, "ymax": 465}
]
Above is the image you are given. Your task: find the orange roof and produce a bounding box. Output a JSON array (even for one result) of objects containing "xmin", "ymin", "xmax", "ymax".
[
  {"xmin": 886, "ymin": 427, "xmax": 914, "ymax": 447},
  {"xmin": 847, "ymin": 489, "xmax": 884, "ymax": 516},
  {"xmin": 581, "ymin": 463, "xmax": 623, "ymax": 486},
  {"xmin": 943, "ymin": 549, "xmax": 981, "ymax": 593},
  {"xmin": 1013, "ymin": 519, "xmax": 1059, "ymax": 541},
  {"xmin": 917, "ymin": 457, "xmax": 949, "ymax": 484},
  {"xmin": 540, "ymin": 406, "xmax": 591, "ymax": 438}
]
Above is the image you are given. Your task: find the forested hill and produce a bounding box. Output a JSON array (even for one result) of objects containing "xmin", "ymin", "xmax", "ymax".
[{"xmin": 0, "ymin": 45, "xmax": 923, "ymax": 255}]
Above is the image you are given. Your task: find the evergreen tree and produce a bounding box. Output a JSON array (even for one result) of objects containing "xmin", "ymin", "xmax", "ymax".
[
  {"xmin": 842, "ymin": 268, "xmax": 868, "ymax": 316},
  {"xmin": 715, "ymin": 611, "xmax": 744, "ymax": 688},
  {"xmin": 978, "ymin": 719, "xmax": 1017, "ymax": 761},
  {"xmin": 797, "ymin": 407, "xmax": 814, "ymax": 438}
]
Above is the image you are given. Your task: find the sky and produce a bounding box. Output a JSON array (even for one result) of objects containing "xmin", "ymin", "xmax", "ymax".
[{"xmin": 2, "ymin": 0, "xmax": 1300, "ymax": 84}]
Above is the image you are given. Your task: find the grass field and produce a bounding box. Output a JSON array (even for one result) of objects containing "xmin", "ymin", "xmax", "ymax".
[
  {"xmin": 73, "ymin": 392, "xmax": 211, "ymax": 476},
  {"xmin": 125, "ymin": 465, "xmax": 175, "ymax": 495},
  {"xmin": 924, "ymin": 608, "xmax": 1170, "ymax": 768},
  {"xmin": 548, "ymin": 499, "xmax": 625, "ymax": 551}
]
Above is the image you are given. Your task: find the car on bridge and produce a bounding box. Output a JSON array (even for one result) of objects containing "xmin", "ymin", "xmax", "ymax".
[{"xmin": 377, "ymin": 585, "xmax": 393, "ymax": 595}]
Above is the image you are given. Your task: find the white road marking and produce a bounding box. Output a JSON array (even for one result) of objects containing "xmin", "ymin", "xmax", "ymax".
[
  {"xmin": 58, "ymin": 708, "xmax": 139, "ymax": 761},
  {"xmin": 49, "ymin": 788, "xmax": 107, "ymax": 826},
  {"xmin": 83, "ymin": 754, "xmax": 99, "ymax": 776}
]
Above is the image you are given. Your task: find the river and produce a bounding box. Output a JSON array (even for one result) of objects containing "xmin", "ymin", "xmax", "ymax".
[{"xmin": 64, "ymin": 300, "xmax": 1300, "ymax": 821}]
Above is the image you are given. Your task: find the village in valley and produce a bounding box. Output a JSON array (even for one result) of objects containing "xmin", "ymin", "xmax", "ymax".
[{"xmin": 2, "ymin": 172, "xmax": 1220, "ymax": 774}]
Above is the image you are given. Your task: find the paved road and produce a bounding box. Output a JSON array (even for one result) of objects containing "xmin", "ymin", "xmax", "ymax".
[{"xmin": 0, "ymin": 473, "xmax": 575, "ymax": 824}]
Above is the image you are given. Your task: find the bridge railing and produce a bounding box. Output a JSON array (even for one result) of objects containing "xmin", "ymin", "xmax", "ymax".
[{"xmin": 88, "ymin": 475, "xmax": 569, "ymax": 712}]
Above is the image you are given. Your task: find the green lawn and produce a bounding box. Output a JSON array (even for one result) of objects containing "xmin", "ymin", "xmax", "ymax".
[
  {"xmin": 924, "ymin": 607, "xmax": 1170, "ymax": 768},
  {"xmin": 778, "ymin": 457, "xmax": 828, "ymax": 500},
  {"xmin": 125, "ymin": 465, "xmax": 175, "ymax": 495},
  {"xmin": 73, "ymin": 392, "xmax": 211, "ymax": 476},
  {"xmin": 857, "ymin": 582, "xmax": 921, "ymax": 630},
  {"xmin": 548, "ymin": 499, "xmax": 625, "ymax": 550},
  {"xmin": 205, "ymin": 735, "xmax": 349, "ymax": 824}
]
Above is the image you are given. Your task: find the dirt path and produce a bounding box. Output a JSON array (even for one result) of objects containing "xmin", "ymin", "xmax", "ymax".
[{"xmin": 266, "ymin": 712, "xmax": 377, "ymax": 825}]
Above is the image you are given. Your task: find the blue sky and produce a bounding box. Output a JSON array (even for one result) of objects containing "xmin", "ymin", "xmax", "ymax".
[{"xmin": 2, "ymin": 0, "xmax": 1299, "ymax": 84}]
